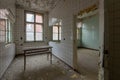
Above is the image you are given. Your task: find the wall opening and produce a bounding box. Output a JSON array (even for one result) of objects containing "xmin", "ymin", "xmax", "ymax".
[{"xmin": 75, "ymin": 9, "xmax": 100, "ymax": 80}]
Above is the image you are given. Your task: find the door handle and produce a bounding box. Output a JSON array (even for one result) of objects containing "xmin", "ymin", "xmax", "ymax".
[
  {"xmin": 103, "ymin": 50, "xmax": 109, "ymax": 68},
  {"xmin": 104, "ymin": 50, "xmax": 109, "ymax": 55}
]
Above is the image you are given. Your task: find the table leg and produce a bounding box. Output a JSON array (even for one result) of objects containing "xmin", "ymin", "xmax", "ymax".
[
  {"xmin": 47, "ymin": 53, "xmax": 49, "ymax": 61},
  {"xmin": 24, "ymin": 52, "xmax": 26, "ymax": 71},
  {"xmin": 50, "ymin": 53, "xmax": 52, "ymax": 64}
]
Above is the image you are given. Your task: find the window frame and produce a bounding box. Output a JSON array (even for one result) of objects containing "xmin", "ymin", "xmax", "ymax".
[
  {"xmin": 24, "ymin": 11, "xmax": 44, "ymax": 42},
  {"xmin": 6, "ymin": 19, "xmax": 13, "ymax": 43},
  {"xmin": 0, "ymin": 9, "xmax": 14, "ymax": 44},
  {"xmin": 52, "ymin": 22, "xmax": 61, "ymax": 41},
  {"xmin": 0, "ymin": 19, "xmax": 13, "ymax": 43},
  {"xmin": 0, "ymin": 19, "xmax": 6, "ymax": 43}
]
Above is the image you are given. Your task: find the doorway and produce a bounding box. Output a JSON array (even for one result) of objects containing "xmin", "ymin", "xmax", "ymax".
[{"xmin": 75, "ymin": 10, "xmax": 100, "ymax": 80}]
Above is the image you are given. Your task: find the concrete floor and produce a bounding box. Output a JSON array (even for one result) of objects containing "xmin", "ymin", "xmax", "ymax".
[
  {"xmin": 1, "ymin": 49, "xmax": 99, "ymax": 80},
  {"xmin": 1, "ymin": 54, "xmax": 84, "ymax": 80},
  {"xmin": 77, "ymin": 48, "xmax": 99, "ymax": 80}
]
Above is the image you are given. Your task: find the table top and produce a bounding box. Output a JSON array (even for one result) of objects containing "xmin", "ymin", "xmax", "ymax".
[{"xmin": 23, "ymin": 45, "xmax": 52, "ymax": 51}]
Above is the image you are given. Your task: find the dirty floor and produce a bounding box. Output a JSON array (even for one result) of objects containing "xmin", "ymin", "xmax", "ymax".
[
  {"xmin": 77, "ymin": 48, "xmax": 99, "ymax": 80},
  {"xmin": 1, "ymin": 54, "xmax": 86, "ymax": 80}
]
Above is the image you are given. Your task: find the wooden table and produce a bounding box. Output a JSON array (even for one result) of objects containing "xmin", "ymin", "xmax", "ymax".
[{"xmin": 23, "ymin": 46, "xmax": 53, "ymax": 71}]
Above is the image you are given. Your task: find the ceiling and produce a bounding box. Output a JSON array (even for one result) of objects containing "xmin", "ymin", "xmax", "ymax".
[{"xmin": 16, "ymin": 0, "xmax": 60, "ymax": 11}]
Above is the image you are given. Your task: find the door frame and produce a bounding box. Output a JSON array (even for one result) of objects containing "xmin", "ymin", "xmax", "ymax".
[{"xmin": 73, "ymin": 0, "xmax": 105, "ymax": 80}]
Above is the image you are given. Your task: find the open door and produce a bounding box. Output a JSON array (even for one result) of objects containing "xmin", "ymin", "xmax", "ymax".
[{"xmin": 104, "ymin": 0, "xmax": 120, "ymax": 80}]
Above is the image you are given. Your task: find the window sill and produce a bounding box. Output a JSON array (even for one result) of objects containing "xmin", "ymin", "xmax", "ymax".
[
  {"xmin": 5, "ymin": 42, "xmax": 14, "ymax": 47},
  {"xmin": 5, "ymin": 42, "xmax": 13, "ymax": 45},
  {"xmin": 51, "ymin": 40, "xmax": 61, "ymax": 43},
  {"xmin": 24, "ymin": 41, "xmax": 44, "ymax": 43}
]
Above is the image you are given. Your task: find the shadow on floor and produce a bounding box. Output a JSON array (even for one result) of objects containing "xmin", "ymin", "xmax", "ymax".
[{"xmin": 1, "ymin": 54, "xmax": 83, "ymax": 80}]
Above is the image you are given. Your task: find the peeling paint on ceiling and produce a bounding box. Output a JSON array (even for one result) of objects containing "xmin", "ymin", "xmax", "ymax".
[{"xmin": 16, "ymin": 0, "xmax": 59, "ymax": 11}]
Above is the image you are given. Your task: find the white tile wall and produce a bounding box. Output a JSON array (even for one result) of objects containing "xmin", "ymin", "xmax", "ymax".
[
  {"xmin": 49, "ymin": 0, "xmax": 99, "ymax": 68},
  {"xmin": 0, "ymin": 43, "xmax": 15, "ymax": 78},
  {"xmin": 15, "ymin": 8, "xmax": 52, "ymax": 54},
  {"xmin": 0, "ymin": 0, "xmax": 16, "ymax": 79}
]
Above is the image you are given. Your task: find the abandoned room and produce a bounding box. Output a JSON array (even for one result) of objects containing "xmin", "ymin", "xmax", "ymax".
[{"xmin": 0, "ymin": 0, "xmax": 120, "ymax": 80}]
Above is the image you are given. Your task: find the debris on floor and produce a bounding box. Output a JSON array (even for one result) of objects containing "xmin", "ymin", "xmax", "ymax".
[
  {"xmin": 46, "ymin": 72, "xmax": 49, "ymax": 79},
  {"xmin": 1, "ymin": 54, "xmax": 83, "ymax": 80},
  {"xmin": 56, "ymin": 61, "xmax": 60, "ymax": 64},
  {"xmin": 70, "ymin": 74, "xmax": 79, "ymax": 79},
  {"xmin": 51, "ymin": 64, "xmax": 56, "ymax": 67},
  {"xmin": 28, "ymin": 76, "xmax": 32, "ymax": 80},
  {"xmin": 40, "ymin": 78, "xmax": 44, "ymax": 80},
  {"xmin": 68, "ymin": 69, "xmax": 73, "ymax": 72},
  {"xmin": 61, "ymin": 71, "xmax": 66, "ymax": 74},
  {"xmin": 80, "ymin": 75, "xmax": 86, "ymax": 80},
  {"xmin": 46, "ymin": 73, "xmax": 49, "ymax": 76}
]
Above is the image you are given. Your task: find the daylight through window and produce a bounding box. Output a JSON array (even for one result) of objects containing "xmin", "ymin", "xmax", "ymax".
[
  {"xmin": 53, "ymin": 21, "xmax": 61, "ymax": 41},
  {"xmin": 25, "ymin": 12, "xmax": 43, "ymax": 41}
]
